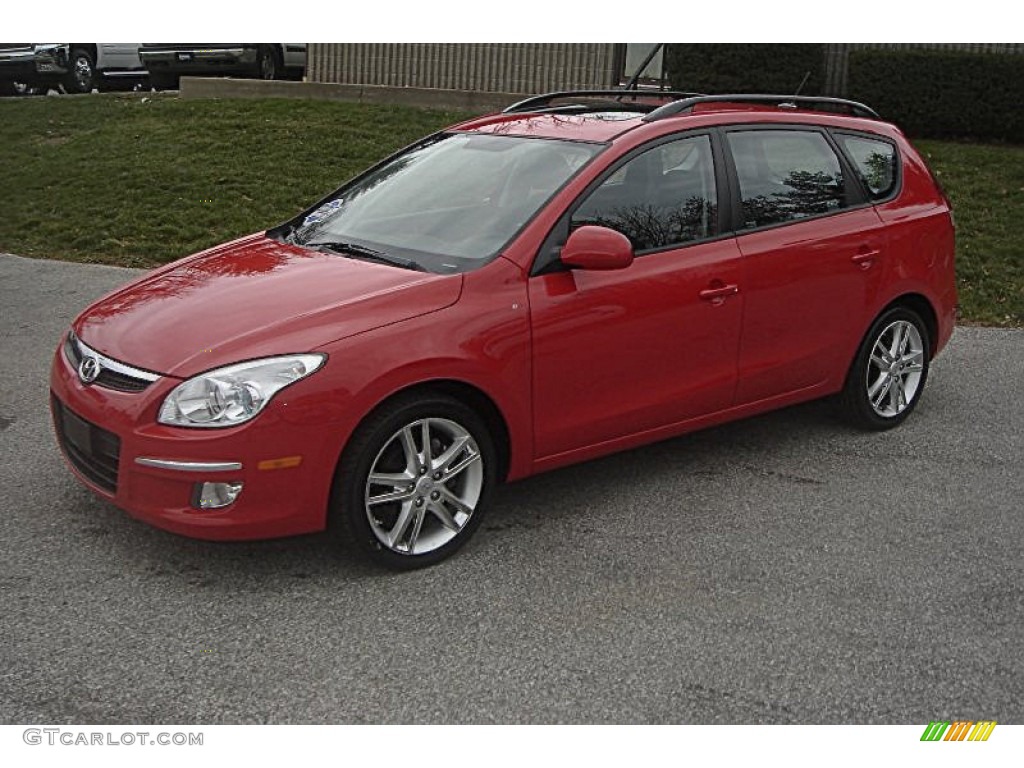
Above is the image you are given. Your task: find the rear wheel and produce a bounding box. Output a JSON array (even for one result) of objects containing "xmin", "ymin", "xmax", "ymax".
[
  {"xmin": 839, "ymin": 306, "xmax": 930, "ymax": 430},
  {"xmin": 331, "ymin": 393, "xmax": 496, "ymax": 569},
  {"xmin": 255, "ymin": 45, "xmax": 280, "ymax": 80}
]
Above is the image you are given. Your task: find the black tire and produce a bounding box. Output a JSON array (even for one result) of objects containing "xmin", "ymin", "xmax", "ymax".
[
  {"xmin": 1, "ymin": 80, "xmax": 18, "ymax": 96},
  {"xmin": 149, "ymin": 72, "xmax": 179, "ymax": 91},
  {"xmin": 255, "ymin": 45, "xmax": 281, "ymax": 81},
  {"xmin": 839, "ymin": 306, "xmax": 931, "ymax": 430},
  {"xmin": 62, "ymin": 47, "xmax": 96, "ymax": 94},
  {"xmin": 330, "ymin": 392, "xmax": 497, "ymax": 570}
]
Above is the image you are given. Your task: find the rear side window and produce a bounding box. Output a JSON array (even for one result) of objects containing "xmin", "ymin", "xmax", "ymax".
[
  {"xmin": 836, "ymin": 134, "xmax": 898, "ymax": 200},
  {"xmin": 727, "ymin": 130, "xmax": 847, "ymax": 229}
]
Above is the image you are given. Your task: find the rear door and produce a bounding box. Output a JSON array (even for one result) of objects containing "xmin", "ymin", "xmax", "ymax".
[
  {"xmin": 530, "ymin": 132, "xmax": 744, "ymax": 459},
  {"xmin": 723, "ymin": 126, "xmax": 886, "ymax": 404}
]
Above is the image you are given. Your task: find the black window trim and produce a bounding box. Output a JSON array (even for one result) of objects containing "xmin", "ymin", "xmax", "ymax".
[
  {"xmin": 530, "ymin": 128, "xmax": 732, "ymax": 276},
  {"xmin": 720, "ymin": 123, "xmax": 873, "ymax": 237},
  {"xmin": 829, "ymin": 128, "xmax": 903, "ymax": 205}
]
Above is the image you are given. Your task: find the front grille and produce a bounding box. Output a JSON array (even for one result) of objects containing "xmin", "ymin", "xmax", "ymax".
[
  {"xmin": 51, "ymin": 395, "xmax": 121, "ymax": 494},
  {"xmin": 64, "ymin": 332, "xmax": 154, "ymax": 393}
]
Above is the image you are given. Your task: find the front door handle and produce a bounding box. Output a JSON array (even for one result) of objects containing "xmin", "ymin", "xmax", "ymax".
[{"xmin": 699, "ymin": 283, "xmax": 739, "ymax": 305}]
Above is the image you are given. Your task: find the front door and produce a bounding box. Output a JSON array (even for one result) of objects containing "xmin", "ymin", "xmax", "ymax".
[{"xmin": 530, "ymin": 133, "xmax": 744, "ymax": 460}]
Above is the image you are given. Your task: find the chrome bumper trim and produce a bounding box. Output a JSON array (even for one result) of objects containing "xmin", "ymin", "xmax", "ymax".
[{"xmin": 135, "ymin": 458, "xmax": 243, "ymax": 472}]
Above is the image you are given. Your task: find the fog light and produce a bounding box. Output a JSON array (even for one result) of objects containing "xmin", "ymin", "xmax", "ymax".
[{"xmin": 194, "ymin": 481, "xmax": 243, "ymax": 510}]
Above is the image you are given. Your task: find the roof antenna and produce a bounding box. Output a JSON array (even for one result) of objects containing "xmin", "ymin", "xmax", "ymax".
[{"xmin": 795, "ymin": 70, "xmax": 811, "ymax": 96}]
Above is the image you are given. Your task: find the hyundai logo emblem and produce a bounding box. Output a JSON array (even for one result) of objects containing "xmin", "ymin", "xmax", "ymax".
[{"xmin": 78, "ymin": 355, "xmax": 101, "ymax": 384}]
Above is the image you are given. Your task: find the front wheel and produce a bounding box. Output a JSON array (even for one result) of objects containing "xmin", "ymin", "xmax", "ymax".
[
  {"xmin": 332, "ymin": 393, "xmax": 496, "ymax": 569},
  {"xmin": 62, "ymin": 47, "xmax": 96, "ymax": 93},
  {"xmin": 839, "ymin": 306, "xmax": 931, "ymax": 430}
]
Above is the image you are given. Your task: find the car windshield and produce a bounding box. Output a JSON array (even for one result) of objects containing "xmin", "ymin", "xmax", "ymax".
[{"xmin": 287, "ymin": 133, "xmax": 603, "ymax": 272}]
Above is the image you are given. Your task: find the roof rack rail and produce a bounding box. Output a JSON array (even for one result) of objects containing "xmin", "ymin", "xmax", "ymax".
[
  {"xmin": 503, "ymin": 89, "xmax": 704, "ymax": 115},
  {"xmin": 642, "ymin": 94, "xmax": 881, "ymax": 122}
]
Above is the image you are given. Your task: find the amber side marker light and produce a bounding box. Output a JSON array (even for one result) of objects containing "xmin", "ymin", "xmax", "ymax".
[{"xmin": 257, "ymin": 456, "xmax": 303, "ymax": 471}]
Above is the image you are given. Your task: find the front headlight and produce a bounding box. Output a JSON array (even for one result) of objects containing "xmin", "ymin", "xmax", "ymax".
[{"xmin": 158, "ymin": 354, "xmax": 325, "ymax": 428}]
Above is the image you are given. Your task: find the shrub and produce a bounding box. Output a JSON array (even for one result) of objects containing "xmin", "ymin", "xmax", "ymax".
[
  {"xmin": 665, "ymin": 44, "xmax": 826, "ymax": 95},
  {"xmin": 847, "ymin": 48, "xmax": 1024, "ymax": 143}
]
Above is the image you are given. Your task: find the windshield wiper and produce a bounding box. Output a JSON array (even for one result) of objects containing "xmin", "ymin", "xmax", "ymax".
[{"xmin": 307, "ymin": 241, "xmax": 426, "ymax": 272}]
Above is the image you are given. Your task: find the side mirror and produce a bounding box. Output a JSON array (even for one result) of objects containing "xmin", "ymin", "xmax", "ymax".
[{"xmin": 560, "ymin": 225, "xmax": 634, "ymax": 271}]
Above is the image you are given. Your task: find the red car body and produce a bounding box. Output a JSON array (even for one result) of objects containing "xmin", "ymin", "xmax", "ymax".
[{"xmin": 50, "ymin": 97, "xmax": 956, "ymax": 550}]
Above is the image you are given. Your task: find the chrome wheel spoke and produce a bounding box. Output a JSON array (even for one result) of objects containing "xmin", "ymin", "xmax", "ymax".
[
  {"xmin": 889, "ymin": 324, "xmax": 905, "ymax": 359},
  {"xmin": 888, "ymin": 376, "xmax": 902, "ymax": 411},
  {"xmin": 407, "ymin": 505, "xmax": 427, "ymax": 552},
  {"xmin": 387, "ymin": 501, "xmax": 416, "ymax": 549},
  {"xmin": 399, "ymin": 425, "xmax": 421, "ymax": 473},
  {"xmin": 873, "ymin": 375, "xmax": 894, "ymax": 408},
  {"xmin": 420, "ymin": 419, "xmax": 433, "ymax": 467},
  {"xmin": 432, "ymin": 434, "xmax": 470, "ymax": 473},
  {"xmin": 369, "ymin": 471, "xmax": 412, "ymax": 487},
  {"xmin": 870, "ymin": 351, "xmax": 890, "ymax": 370},
  {"xmin": 901, "ymin": 348, "xmax": 923, "ymax": 364},
  {"xmin": 898, "ymin": 325, "xmax": 912, "ymax": 357},
  {"xmin": 442, "ymin": 450, "xmax": 481, "ymax": 483},
  {"xmin": 868, "ymin": 371, "xmax": 890, "ymax": 400},
  {"xmin": 428, "ymin": 501, "xmax": 460, "ymax": 532},
  {"xmin": 367, "ymin": 486, "xmax": 415, "ymax": 506},
  {"xmin": 439, "ymin": 486, "xmax": 474, "ymax": 516}
]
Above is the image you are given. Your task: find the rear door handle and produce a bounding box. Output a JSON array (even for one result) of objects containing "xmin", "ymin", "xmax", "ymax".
[
  {"xmin": 699, "ymin": 283, "xmax": 739, "ymax": 303},
  {"xmin": 852, "ymin": 249, "xmax": 881, "ymax": 269}
]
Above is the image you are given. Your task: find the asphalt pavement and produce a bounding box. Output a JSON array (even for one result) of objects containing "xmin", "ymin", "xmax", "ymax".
[{"xmin": 1, "ymin": 253, "xmax": 1021, "ymax": 724}]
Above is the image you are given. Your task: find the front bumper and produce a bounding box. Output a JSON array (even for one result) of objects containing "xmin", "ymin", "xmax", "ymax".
[
  {"xmin": 139, "ymin": 47, "xmax": 256, "ymax": 76},
  {"xmin": 49, "ymin": 338, "xmax": 338, "ymax": 540},
  {"xmin": 0, "ymin": 45, "xmax": 68, "ymax": 81}
]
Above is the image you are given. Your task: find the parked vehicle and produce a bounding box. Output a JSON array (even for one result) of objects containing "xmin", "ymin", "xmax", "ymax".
[
  {"xmin": 139, "ymin": 44, "xmax": 307, "ymax": 90},
  {"xmin": 0, "ymin": 43, "xmax": 146, "ymax": 94},
  {"xmin": 50, "ymin": 91, "xmax": 956, "ymax": 568}
]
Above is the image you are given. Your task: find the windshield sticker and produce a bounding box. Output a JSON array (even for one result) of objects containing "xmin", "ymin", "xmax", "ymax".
[{"xmin": 303, "ymin": 198, "xmax": 343, "ymax": 226}]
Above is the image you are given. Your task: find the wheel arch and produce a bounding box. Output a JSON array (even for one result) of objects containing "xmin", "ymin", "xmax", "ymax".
[
  {"xmin": 69, "ymin": 44, "xmax": 98, "ymax": 61},
  {"xmin": 843, "ymin": 291, "xmax": 940, "ymax": 391},
  {"xmin": 345, "ymin": 378, "xmax": 513, "ymax": 484},
  {"xmin": 880, "ymin": 292, "xmax": 939, "ymax": 355}
]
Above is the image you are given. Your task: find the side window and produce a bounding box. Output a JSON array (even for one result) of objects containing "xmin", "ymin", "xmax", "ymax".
[
  {"xmin": 727, "ymin": 130, "xmax": 848, "ymax": 229},
  {"xmin": 835, "ymin": 133, "xmax": 898, "ymax": 200},
  {"xmin": 571, "ymin": 134, "xmax": 717, "ymax": 252}
]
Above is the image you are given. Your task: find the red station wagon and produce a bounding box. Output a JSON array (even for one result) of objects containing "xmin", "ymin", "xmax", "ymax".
[{"xmin": 50, "ymin": 91, "xmax": 957, "ymax": 568}]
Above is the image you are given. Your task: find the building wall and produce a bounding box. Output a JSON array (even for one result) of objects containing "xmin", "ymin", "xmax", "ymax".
[{"xmin": 308, "ymin": 43, "xmax": 620, "ymax": 94}]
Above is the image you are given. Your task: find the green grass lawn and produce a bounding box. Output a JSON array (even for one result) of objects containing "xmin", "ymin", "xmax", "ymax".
[
  {"xmin": 917, "ymin": 140, "xmax": 1024, "ymax": 326},
  {"xmin": 1, "ymin": 94, "xmax": 1021, "ymax": 326}
]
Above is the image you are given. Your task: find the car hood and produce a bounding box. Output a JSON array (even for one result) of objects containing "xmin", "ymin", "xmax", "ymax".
[{"xmin": 74, "ymin": 234, "xmax": 463, "ymax": 378}]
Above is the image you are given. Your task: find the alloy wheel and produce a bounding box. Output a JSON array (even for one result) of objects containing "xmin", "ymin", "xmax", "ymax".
[
  {"xmin": 364, "ymin": 417, "xmax": 483, "ymax": 555},
  {"xmin": 865, "ymin": 319, "xmax": 925, "ymax": 418}
]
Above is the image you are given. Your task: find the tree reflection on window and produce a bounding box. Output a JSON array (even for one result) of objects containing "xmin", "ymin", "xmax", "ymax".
[
  {"xmin": 729, "ymin": 130, "xmax": 849, "ymax": 229},
  {"xmin": 740, "ymin": 169, "xmax": 845, "ymax": 228},
  {"xmin": 571, "ymin": 134, "xmax": 717, "ymax": 252}
]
